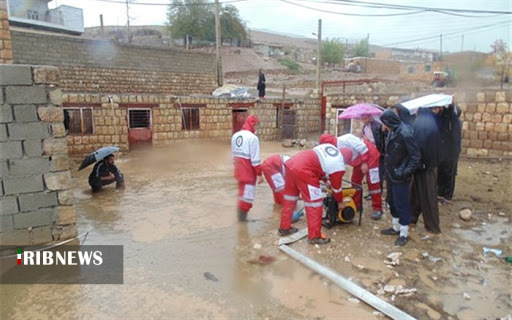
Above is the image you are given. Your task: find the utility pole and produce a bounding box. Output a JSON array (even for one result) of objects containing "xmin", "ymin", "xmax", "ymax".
[
  {"xmin": 215, "ymin": 0, "xmax": 223, "ymax": 86},
  {"xmin": 365, "ymin": 33, "xmax": 370, "ymax": 73},
  {"xmin": 100, "ymin": 14, "xmax": 104, "ymax": 38},
  {"xmin": 316, "ymin": 19, "xmax": 322, "ymax": 93},
  {"xmin": 461, "ymin": 35, "xmax": 464, "ymax": 52},
  {"xmin": 125, "ymin": 0, "xmax": 131, "ymax": 43},
  {"xmin": 439, "ymin": 34, "xmax": 442, "ymax": 60}
]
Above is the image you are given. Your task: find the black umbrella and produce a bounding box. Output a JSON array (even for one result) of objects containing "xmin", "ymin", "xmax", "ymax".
[{"xmin": 78, "ymin": 146, "xmax": 120, "ymax": 171}]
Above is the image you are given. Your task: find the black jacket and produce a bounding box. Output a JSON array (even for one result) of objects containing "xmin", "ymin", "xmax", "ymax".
[
  {"xmin": 380, "ymin": 109, "xmax": 421, "ymax": 184},
  {"xmin": 413, "ymin": 108, "xmax": 441, "ymax": 171},
  {"xmin": 363, "ymin": 119, "xmax": 386, "ymax": 156}
]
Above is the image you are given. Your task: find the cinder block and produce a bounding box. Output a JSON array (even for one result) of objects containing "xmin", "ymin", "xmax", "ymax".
[
  {"xmin": 3, "ymin": 175, "xmax": 44, "ymax": 195},
  {"xmin": 23, "ymin": 140, "xmax": 43, "ymax": 157},
  {"xmin": 0, "ymin": 65, "xmax": 33, "ymax": 85},
  {"xmin": 0, "ymin": 196, "xmax": 19, "ymax": 215},
  {"xmin": 0, "ymin": 215, "xmax": 14, "ymax": 233},
  {"xmin": 13, "ymin": 207, "xmax": 56, "ymax": 229},
  {"xmin": 30, "ymin": 226, "xmax": 53, "ymax": 245},
  {"xmin": 0, "ymin": 161, "xmax": 7, "ymax": 178},
  {"xmin": 0, "ymin": 124, "xmax": 7, "ymax": 141},
  {"xmin": 7, "ymin": 122, "xmax": 49, "ymax": 140},
  {"xmin": 0, "ymin": 141, "xmax": 23, "ymax": 160},
  {"xmin": 13, "ymin": 105, "xmax": 38, "ymax": 122},
  {"xmin": 8, "ymin": 157, "xmax": 51, "ymax": 176},
  {"xmin": 18, "ymin": 191, "xmax": 58, "ymax": 212},
  {"xmin": 0, "ymin": 105, "xmax": 13, "ymax": 123},
  {"xmin": 6, "ymin": 86, "xmax": 47, "ymax": 104},
  {"xmin": 0, "ymin": 229, "xmax": 31, "ymax": 246}
]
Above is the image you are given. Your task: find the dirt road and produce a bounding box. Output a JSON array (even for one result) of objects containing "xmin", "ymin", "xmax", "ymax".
[{"xmin": 1, "ymin": 141, "xmax": 510, "ymax": 319}]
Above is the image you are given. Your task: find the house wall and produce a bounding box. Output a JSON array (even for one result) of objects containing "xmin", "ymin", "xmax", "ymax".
[
  {"xmin": 0, "ymin": 0, "xmax": 13, "ymax": 63},
  {"xmin": 10, "ymin": 29, "xmax": 218, "ymax": 95},
  {"xmin": 62, "ymin": 93, "xmax": 322, "ymax": 156},
  {"xmin": 0, "ymin": 64, "xmax": 77, "ymax": 247},
  {"xmin": 324, "ymin": 91, "xmax": 512, "ymax": 158}
]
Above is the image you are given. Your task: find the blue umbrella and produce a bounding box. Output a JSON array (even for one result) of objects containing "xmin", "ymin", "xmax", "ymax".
[{"xmin": 78, "ymin": 146, "xmax": 120, "ymax": 171}]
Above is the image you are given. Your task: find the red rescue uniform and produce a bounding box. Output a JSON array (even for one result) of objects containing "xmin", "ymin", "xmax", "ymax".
[{"xmin": 261, "ymin": 154, "xmax": 290, "ymax": 205}]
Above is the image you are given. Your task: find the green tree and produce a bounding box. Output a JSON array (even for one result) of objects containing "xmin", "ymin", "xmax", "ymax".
[
  {"xmin": 320, "ymin": 38, "xmax": 344, "ymax": 66},
  {"xmin": 167, "ymin": 0, "xmax": 247, "ymax": 45},
  {"xmin": 353, "ymin": 38, "xmax": 369, "ymax": 57}
]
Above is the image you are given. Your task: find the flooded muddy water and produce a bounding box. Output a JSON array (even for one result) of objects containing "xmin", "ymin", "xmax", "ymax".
[{"xmin": 1, "ymin": 141, "xmax": 510, "ymax": 319}]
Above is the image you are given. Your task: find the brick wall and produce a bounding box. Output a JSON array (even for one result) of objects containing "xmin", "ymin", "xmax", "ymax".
[
  {"xmin": 0, "ymin": 0, "xmax": 12, "ymax": 64},
  {"xmin": 10, "ymin": 29, "xmax": 217, "ymax": 95},
  {"xmin": 61, "ymin": 93, "xmax": 321, "ymax": 155},
  {"xmin": 0, "ymin": 65, "xmax": 77, "ymax": 247},
  {"xmin": 324, "ymin": 91, "xmax": 512, "ymax": 158}
]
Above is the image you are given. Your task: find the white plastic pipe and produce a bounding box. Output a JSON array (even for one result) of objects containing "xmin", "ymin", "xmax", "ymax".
[{"xmin": 279, "ymin": 244, "xmax": 416, "ymax": 320}]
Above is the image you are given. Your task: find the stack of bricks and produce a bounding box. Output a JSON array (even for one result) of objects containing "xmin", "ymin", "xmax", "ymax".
[
  {"xmin": 0, "ymin": 0, "xmax": 12, "ymax": 64},
  {"xmin": 0, "ymin": 65, "xmax": 77, "ymax": 246},
  {"xmin": 459, "ymin": 91, "xmax": 512, "ymax": 157}
]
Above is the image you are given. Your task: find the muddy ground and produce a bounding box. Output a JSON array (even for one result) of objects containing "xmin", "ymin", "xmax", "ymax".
[{"xmin": 1, "ymin": 141, "xmax": 510, "ymax": 319}]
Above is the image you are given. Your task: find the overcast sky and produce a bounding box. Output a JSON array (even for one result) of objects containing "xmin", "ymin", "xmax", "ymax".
[{"xmin": 48, "ymin": 0, "xmax": 511, "ymax": 53}]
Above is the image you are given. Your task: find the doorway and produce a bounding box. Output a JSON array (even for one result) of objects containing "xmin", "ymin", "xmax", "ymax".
[{"xmin": 232, "ymin": 109, "xmax": 247, "ymax": 133}]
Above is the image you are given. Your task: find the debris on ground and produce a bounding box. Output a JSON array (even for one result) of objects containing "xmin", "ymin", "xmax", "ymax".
[
  {"xmin": 253, "ymin": 243, "xmax": 262, "ymax": 250},
  {"xmin": 204, "ymin": 272, "xmax": 218, "ymax": 282},
  {"xmin": 459, "ymin": 208, "xmax": 472, "ymax": 221},
  {"xmin": 482, "ymin": 247, "xmax": 502, "ymax": 257},
  {"xmin": 463, "ymin": 292, "xmax": 471, "ymax": 300},
  {"xmin": 248, "ymin": 255, "xmax": 276, "ymax": 265},
  {"xmin": 385, "ymin": 252, "xmax": 402, "ymax": 266}
]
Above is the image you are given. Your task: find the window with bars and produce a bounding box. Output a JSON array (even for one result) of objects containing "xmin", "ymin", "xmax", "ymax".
[
  {"xmin": 64, "ymin": 108, "xmax": 93, "ymax": 135},
  {"xmin": 181, "ymin": 108, "xmax": 200, "ymax": 131},
  {"xmin": 129, "ymin": 109, "xmax": 151, "ymax": 128},
  {"xmin": 27, "ymin": 10, "xmax": 39, "ymax": 20}
]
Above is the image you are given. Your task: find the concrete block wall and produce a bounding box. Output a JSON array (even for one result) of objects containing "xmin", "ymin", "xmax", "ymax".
[
  {"xmin": 11, "ymin": 30, "xmax": 217, "ymax": 95},
  {"xmin": 0, "ymin": 64, "xmax": 77, "ymax": 247},
  {"xmin": 0, "ymin": 0, "xmax": 12, "ymax": 64},
  {"xmin": 324, "ymin": 90, "xmax": 512, "ymax": 158},
  {"xmin": 62, "ymin": 93, "xmax": 322, "ymax": 155}
]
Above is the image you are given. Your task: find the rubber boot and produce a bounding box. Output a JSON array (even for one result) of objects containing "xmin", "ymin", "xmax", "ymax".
[{"xmin": 237, "ymin": 208, "xmax": 248, "ymax": 222}]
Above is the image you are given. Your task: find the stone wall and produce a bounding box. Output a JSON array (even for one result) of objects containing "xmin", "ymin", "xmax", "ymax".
[
  {"xmin": 0, "ymin": 65, "xmax": 77, "ymax": 247},
  {"xmin": 62, "ymin": 93, "xmax": 321, "ymax": 155},
  {"xmin": 324, "ymin": 90, "xmax": 512, "ymax": 158},
  {"xmin": 10, "ymin": 29, "xmax": 217, "ymax": 95},
  {"xmin": 0, "ymin": 0, "xmax": 12, "ymax": 64}
]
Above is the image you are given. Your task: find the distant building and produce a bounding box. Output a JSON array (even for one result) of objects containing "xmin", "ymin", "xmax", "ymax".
[
  {"xmin": 6, "ymin": 0, "xmax": 84, "ymax": 34},
  {"xmin": 374, "ymin": 47, "xmax": 439, "ymax": 62}
]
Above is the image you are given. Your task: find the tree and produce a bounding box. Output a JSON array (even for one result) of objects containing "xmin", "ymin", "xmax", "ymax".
[
  {"xmin": 167, "ymin": 0, "xmax": 247, "ymax": 46},
  {"xmin": 489, "ymin": 39, "xmax": 511, "ymax": 89},
  {"xmin": 320, "ymin": 38, "xmax": 344, "ymax": 67},
  {"xmin": 353, "ymin": 38, "xmax": 369, "ymax": 57}
]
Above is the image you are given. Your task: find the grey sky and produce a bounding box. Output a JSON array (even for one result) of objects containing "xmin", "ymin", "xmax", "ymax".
[{"xmin": 49, "ymin": 0, "xmax": 511, "ymax": 53}]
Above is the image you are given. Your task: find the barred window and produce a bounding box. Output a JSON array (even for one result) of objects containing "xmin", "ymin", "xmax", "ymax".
[
  {"xmin": 181, "ymin": 108, "xmax": 201, "ymax": 131},
  {"xmin": 64, "ymin": 108, "xmax": 93, "ymax": 135}
]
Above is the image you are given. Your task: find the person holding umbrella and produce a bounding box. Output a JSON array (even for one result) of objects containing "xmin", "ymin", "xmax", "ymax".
[{"xmin": 88, "ymin": 154, "xmax": 125, "ymax": 193}]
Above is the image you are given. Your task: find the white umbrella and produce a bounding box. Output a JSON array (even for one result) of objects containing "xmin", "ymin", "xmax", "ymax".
[{"xmin": 401, "ymin": 94, "xmax": 453, "ymax": 115}]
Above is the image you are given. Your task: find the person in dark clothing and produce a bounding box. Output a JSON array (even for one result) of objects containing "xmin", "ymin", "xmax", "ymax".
[
  {"xmin": 361, "ymin": 114, "xmax": 386, "ymax": 220},
  {"xmin": 257, "ymin": 69, "xmax": 266, "ymax": 98},
  {"xmin": 379, "ymin": 109, "xmax": 421, "ymax": 246},
  {"xmin": 88, "ymin": 154, "xmax": 125, "ymax": 193},
  {"xmin": 437, "ymin": 104, "xmax": 462, "ymax": 204},
  {"xmin": 410, "ymin": 107, "xmax": 442, "ymax": 233},
  {"xmin": 392, "ymin": 104, "xmax": 416, "ymax": 126}
]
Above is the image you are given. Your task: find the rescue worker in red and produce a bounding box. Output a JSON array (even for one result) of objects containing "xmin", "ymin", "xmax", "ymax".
[
  {"xmin": 278, "ymin": 143, "xmax": 346, "ymax": 244},
  {"xmin": 319, "ymin": 133, "xmax": 383, "ymax": 219},
  {"xmin": 261, "ymin": 154, "xmax": 290, "ymax": 206},
  {"xmin": 231, "ymin": 115, "xmax": 263, "ymax": 222}
]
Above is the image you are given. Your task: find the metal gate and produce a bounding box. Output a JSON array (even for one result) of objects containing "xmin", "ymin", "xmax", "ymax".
[
  {"xmin": 336, "ymin": 108, "xmax": 352, "ymax": 136},
  {"xmin": 280, "ymin": 109, "xmax": 296, "ymax": 139},
  {"xmin": 128, "ymin": 108, "xmax": 152, "ymax": 146}
]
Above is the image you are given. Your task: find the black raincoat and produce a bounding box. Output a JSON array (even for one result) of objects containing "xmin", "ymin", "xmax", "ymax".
[
  {"xmin": 413, "ymin": 108, "xmax": 442, "ymax": 171},
  {"xmin": 380, "ymin": 109, "xmax": 421, "ymax": 184}
]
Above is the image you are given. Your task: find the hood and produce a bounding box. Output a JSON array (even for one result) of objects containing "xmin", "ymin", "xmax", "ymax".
[
  {"xmin": 242, "ymin": 115, "xmax": 259, "ymax": 133},
  {"xmin": 380, "ymin": 109, "xmax": 402, "ymax": 130},
  {"xmin": 393, "ymin": 104, "xmax": 415, "ymax": 126},
  {"xmin": 319, "ymin": 133, "xmax": 338, "ymax": 146}
]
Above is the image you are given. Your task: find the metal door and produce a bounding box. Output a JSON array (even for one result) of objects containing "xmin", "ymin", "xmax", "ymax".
[
  {"xmin": 128, "ymin": 108, "xmax": 152, "ymax": 146},
  {"xmin": 232, "ymin": 109, "xmax": 247, "ymax": 133},
  {"xmin": 281, "ymin": 109, "xmax": 296, "ymax": 139}
]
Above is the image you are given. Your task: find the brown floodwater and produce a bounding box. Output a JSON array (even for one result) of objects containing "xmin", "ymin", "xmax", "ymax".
[{"xmin": 1, "ymin": 141, "xmax": 510, "ymax": 319}]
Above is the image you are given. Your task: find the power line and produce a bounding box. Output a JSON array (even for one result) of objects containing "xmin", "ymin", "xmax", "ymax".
[{"xmin": 90, "ymin": 0, "xmax": 247, "ymax": 5}]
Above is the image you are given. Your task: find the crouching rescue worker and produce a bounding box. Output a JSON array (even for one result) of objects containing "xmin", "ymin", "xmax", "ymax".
[
  {"xmin": 261, "ymin": 154, "xmax": 290, "ymax": 206},
  {"xmin": 319, "ymin": 133, "xmax": 383, "ymax": 220},
  {"xmin": 231, "ymin": 115, "xmax": 263, "ymax": 222},
  {"xmin": 88, "ymin": 154, "xmax": 125, "ymax": 192},
  {"xmin": 278, "ymin": 143, "xmax": 346, "ymax": 244}
]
